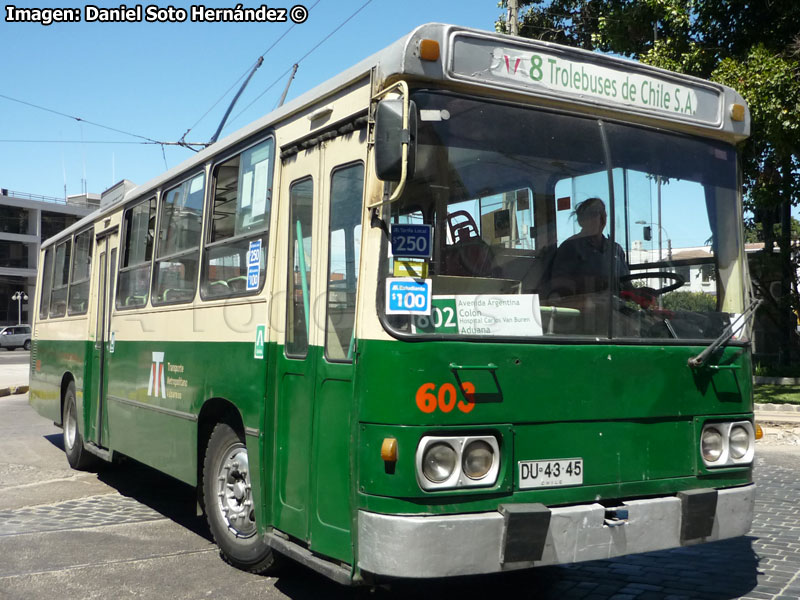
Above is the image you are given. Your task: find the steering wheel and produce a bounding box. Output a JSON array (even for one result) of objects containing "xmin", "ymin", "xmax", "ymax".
[{"xmin": 620, "ymin": 272, "xmax": 685, "ymax": 309}]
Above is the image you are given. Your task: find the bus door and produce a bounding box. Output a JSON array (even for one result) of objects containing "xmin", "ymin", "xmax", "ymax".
[
  {"xmin": 274, "ymin": 128, "xmax": 365, "ymax": 562},
  {"xmin": 86, "ymin": 228, "xmax": 118, "ymax": 447}
]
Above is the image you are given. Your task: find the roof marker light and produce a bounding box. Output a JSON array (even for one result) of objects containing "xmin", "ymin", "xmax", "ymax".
[{"xmin": 419, "ymin": 39, "xmax": 440, "ymax": 62}]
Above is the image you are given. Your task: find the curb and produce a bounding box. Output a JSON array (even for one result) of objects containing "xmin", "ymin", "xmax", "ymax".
[
  {"xmin": 755, "ymin": 402, "xmax": 800, "ymax": 412},
  {"xmin": 754, "ymin": 376, "xmax": 800, "ymax": 385},
  {"xmin": 0, "ymin": 385, "xmax": 29, "ymax": 398}
]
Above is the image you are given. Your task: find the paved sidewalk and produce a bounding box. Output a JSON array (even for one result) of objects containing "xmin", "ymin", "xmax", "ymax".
[{"xmin": 0, "ymin": 362, "xmax": 29, "ymax": 396}]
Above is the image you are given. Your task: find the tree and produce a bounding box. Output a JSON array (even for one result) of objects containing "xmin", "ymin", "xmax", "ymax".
[{"xmin": 498, "ymin": 0, "xmax": 800, "ymax": 365}]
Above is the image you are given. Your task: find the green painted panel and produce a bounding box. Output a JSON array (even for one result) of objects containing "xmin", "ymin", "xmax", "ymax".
[
  {"xmin": 355, "ymin": 340, "xmax": 753, "ymax": 426},
  {"xmin": 29, "ymin": 339, "xmax": 92, "ymax": 426},
  {"xmin": 274, "ymin": 354, "xmax": 316, "ymax": 540},
  {"xmin": 310, "ymin": 374, "xmax": 353, "ymax": 561}
]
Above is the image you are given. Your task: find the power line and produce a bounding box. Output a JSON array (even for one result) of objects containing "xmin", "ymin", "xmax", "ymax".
[
  {"xmin": 180, "ymin": 0, "xmax": 322, "ymax": 145},
  {"xmin": 228, "ymin": 0, "xmax": 374, "ymax": 129},
  {"xmin": 0, "ymin": 93, "xmax": 162, "ymax": 144}
]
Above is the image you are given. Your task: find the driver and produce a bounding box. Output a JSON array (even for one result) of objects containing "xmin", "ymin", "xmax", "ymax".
[{"xmin": 549, "ymin": 197, "xmax": 629, "ymax": 299}]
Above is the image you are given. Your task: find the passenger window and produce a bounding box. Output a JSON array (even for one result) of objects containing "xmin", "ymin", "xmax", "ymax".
[
  {"xmin": 68, "ymin": 228, "xmax": 93, "ymax": 315},
  {"xmin": 202, "ymin": 138, "xmax": 273, "ymax": 299},
  {"xmin": 49, "ymin": 239, "xmax": 71, "ymax": 318},
  {"xmin": 117, "ymin": 198, "xmax": 156, "ymax": 309},
  {"xmin": 325, "ymin": 164, "xmax": 363, "ymax": 361},
  {"xmin": 153, "ymin": 173, "xmax": 205, "ymax": 305},
  {"xmin": 286, "ymin": 178, "xmax": 313, "ymax": 357},
  {"xmin": 39, "ymin": 247, "xmax": 54, "ymax": 319}
]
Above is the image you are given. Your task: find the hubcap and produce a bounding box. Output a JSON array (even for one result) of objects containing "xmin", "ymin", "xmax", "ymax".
[
  {"xmin": 216, "ymin": 445, "xmax": 255, "ymax": 538},
  {"xmin": 64, "ymin": 400, "xmax": 76, "ymax": 451}
]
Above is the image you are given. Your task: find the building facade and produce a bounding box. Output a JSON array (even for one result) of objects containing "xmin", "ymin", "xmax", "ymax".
[{"xmin": 0, "ymin": 188, "xmax": 98, "ymax": 325}]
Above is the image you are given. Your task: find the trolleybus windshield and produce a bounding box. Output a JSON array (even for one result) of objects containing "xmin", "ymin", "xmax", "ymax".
[{"xmin": 383, "ymin": 91, "xmax": 745, "ymax": 341}]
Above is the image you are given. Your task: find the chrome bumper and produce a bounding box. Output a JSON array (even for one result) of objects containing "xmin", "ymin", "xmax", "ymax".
[{"xmin": 357, "ymin": 484, "xmax": 755, "ymax": 578}]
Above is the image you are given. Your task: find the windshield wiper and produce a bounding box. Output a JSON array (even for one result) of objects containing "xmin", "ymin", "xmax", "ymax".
[{"xmin": 687, "ymin": 298, "xmax": 762, "ymax": 368}]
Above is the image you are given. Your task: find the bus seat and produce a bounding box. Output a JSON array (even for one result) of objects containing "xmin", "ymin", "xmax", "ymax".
[
  {"xmin": 163, "ymin": 288, "xmax": 194, "ymax": 302},
  {"xmin": 206, "ymin": 280, "xmax": 230, "ymax": 297},
  {"xmin": 227, "ymin": 276, "xmax": 247, "ymax": 292}
]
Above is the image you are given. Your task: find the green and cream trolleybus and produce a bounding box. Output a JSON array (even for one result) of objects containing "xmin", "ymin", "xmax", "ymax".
[{"xmin": 30, "ymin": 23, "xmax": 757, "ymax": 584}]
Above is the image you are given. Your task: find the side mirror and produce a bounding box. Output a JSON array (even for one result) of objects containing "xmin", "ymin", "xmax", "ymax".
[{"xmin": 374, "ymin": 98, "xmax": 417, "ymax": 181}]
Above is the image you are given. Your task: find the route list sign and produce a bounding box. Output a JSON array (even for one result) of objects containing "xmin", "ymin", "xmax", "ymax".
[{"xmin": 413, "ymin": 294, "xmax": 543, "ymax": 336}]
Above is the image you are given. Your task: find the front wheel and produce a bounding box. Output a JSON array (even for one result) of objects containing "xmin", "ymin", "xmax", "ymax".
[
  {"xmin": 202, "ymin": 422, "xmax": 280, "ymax": 574},
  {"xmin": 62, "ymin": 382, "xmax": 97, "ymax": 470},
  {"xmin": 23, "ymin": 340, "xmax": 31, "ymax": 351}
]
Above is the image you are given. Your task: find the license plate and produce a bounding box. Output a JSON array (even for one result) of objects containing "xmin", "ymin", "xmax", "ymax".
[{"xmin": 518, "ymin": 458, "xmax": 583, "ymax": 489}]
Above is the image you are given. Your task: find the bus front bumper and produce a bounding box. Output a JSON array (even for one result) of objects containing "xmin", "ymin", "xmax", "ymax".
[{"xmin": 357, "ymin": 484, "xmax": 755, "ymax": 578}]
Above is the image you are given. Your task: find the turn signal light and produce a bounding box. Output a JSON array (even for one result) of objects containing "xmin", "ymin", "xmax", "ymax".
[
  {"xmin": 381, "ymin": 437, "xmax": 398, "ymax": 462},
  {"xmin": 419, "ymin": 39, "xmax": 440, "ymax": 61},
  {"xmin": 755, "ymin": 423, "xmax": 763, "ymax": 440},
  {"xmin": 730, "ymin": 103, "xmax": 745, "ymax": 122}
]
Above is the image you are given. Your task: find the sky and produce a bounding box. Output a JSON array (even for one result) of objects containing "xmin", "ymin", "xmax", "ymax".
[{"xmin": 1, "ymin": 0, "xmax": 502, "ymax": 200}]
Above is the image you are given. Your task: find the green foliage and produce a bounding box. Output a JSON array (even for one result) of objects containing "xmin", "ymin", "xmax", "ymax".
[
  {"xmin": 661, "ymin": 291, "xmax": 716, "ymax": 312},
  {"xmin": 753, "ymin": 385, "xmax": 800, "ymax": 405},
  {"xmin": 745, "ymin": 218, "xmax": 800, "ymax": 244}
]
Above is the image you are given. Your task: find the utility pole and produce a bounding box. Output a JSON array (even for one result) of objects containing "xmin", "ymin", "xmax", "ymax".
[{"xmin": 508, "ymin": 0, "xmax": 519, "ymax": 36}]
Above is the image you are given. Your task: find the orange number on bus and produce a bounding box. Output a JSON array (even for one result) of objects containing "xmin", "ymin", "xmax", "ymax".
[
  {"xmin": 416, "ymin": 382, "xmax": 476, "ymax": 414},
  {"xmin": 438, "ymin": 383, "xmax": 457, "ymax": 413},
  {"xmin": 415, "ymin": 382, "xmax": 437, "ymax": 413},
  {"xmin": 458, "ymin": 382, "xmax": 475, "ymax": 413}
]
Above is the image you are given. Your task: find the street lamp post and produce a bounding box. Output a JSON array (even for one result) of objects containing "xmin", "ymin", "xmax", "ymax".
[{"xmin": 11, "ymin": 291, "xmax": 28, "ymax": 325}]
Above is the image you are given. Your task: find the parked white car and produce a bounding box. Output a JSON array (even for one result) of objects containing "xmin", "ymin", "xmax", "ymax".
[{"xmin": 0, "ymin": 325, "xmax": 31, "ymax": 350}]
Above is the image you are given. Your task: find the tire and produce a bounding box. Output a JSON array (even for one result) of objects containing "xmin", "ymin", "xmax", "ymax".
[
  {"xmin": 23, "ymin": 340, "xmax": 31, "ymax": 351},
  {"xmin": 203, "ymin": 422, "xmax": 280, "ymax": 574},
  {"xmin": 62, "ymin": 382, "xmax": 97, "ymax": 470}
]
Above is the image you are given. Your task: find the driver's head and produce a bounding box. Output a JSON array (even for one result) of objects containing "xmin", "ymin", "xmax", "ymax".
[{"xmin": 574, "ymin": 197, "xmax": 607, "ymax": 235}]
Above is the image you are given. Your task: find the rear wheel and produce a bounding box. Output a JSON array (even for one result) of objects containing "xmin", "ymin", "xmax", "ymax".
[
  {"xmin": 203, "ymin": 422, "xmax": 280, "ymax": 574},
  {"xmin": 62, "ymin": 382, "xmax": 97, "ymax": 470},
  {"xmin": 23, "ymin": 340, "xmax": 31, "ymax": 351}
]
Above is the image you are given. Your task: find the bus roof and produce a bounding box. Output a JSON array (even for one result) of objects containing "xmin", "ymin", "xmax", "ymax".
[{"xmin": 42, "ymin": 22, "xmax": 749, "ymax": 249}]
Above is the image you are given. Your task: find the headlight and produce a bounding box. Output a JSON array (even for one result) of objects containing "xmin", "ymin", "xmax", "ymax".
[
  {"xmin": 701, "ymin": 427, "xmax": 724, "ymax": 463},
  {"xmin": 700, "ymin": 421, "xmax": 754, "ymax": 468},
  {"xmin": 729, "ymin": 425, "xmax": 751, "ymax": 459},
  {"xmin": 416, "ymin": 435, "xmax": 501, "ymax": 491},
  {"xmin": 462, "ymin": 440, "xmax": 494, "ymax": 479},
  {"xmin": 422, "ymin": 442, "xmax": 457, "ymax": 482}
]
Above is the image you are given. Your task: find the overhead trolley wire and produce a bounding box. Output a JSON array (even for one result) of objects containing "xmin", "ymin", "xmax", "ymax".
[
  {"xmin": 179, "ymin": 0, "xmax": 322, "ymax": 146},
  {"xmin": 227, "ymin": 0, "xmax": 374, "ymax": 129}
]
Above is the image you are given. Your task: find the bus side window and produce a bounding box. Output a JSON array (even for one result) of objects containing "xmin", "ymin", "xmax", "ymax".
[
  {"xmin": 153, "ymin": 173, "xmax": 205, "ymax": 305},
  {"xmin": 68, "ymin": 228, "xmax": 93, "ymax": 315},
  {"xmin": 117, "ymin": 197, "xmax": 156, "ymax": 309},
  {"xmin": 49, "ymin": 238, "xmax": 71, "ymax": 318},
  {"xmin": 39, "ymin": 247, "xmax": 54, "ymax": 320},
  {"xmin": 325, "ymin": 163, "xmax": 364, "ymax": 361},
  {"xmin": 286, "ymin": 178, "xmax": 313, "ymax": 357},
  {"xmin": 201, "ymin": 138, "xmax": 273, "ymax": 300}
]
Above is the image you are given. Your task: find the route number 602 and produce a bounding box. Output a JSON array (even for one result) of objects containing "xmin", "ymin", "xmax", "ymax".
[{"xmin": 416, "ymin": 382, "xmax": 475, "ymax": 414}]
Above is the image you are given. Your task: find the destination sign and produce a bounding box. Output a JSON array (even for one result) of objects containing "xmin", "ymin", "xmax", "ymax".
[{"xmin": 450, "ymin": 35, "xmax": 722, "ymax": 126}]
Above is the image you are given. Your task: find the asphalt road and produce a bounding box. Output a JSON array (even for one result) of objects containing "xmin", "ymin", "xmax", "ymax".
[
  {"xmin": 0, "ymin": 349, "xmax": 30, "ymax": 366},
  {"xmin": 1, "ymin": 392, "xmax": 798, "ymax": 600}
]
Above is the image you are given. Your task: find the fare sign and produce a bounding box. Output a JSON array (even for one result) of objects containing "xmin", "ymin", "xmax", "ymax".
[{"xmin": 390, "ymin": 224, "xmax": 433, "ymax": 259}]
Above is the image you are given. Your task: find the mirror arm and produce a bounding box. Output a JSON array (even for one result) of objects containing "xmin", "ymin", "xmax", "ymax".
[{"xmin": 367, "ymin": 80, "xmax": 410, "ymax": 209}]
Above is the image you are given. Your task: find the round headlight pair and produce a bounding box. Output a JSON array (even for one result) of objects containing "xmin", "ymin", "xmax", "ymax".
[
  {"xmin": 422, "ymin": 440, "xmax": 494, "ymax": 483},
  {"xmin": 701, "ymin": 422, "xmax": 752, "ymax": 465}
]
